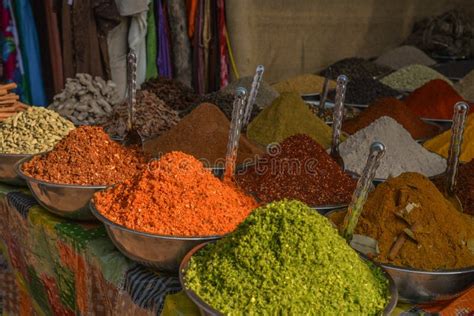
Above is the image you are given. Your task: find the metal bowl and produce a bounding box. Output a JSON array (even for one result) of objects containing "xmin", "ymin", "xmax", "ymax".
[
  {"xmin": 90, "ymin": 202, "xmax": 222, "ymax": 273},
  {"xmin": 15, "ymin": 156, "xmax": 106, "ymax": 220},
  {"xmin": 326, "ymin": 209, "xmax": 474, "ymax": 304},
  {"xmin": 179, "ymin": 242, "xmax": 398, "ymax": 315},
  {"xmin": 0, "ymin": 153, "xmax": 30, "ymax": 186},
  {"xmin": 312, "ymin": 204, "xmax": 348, "ymax": 215}
]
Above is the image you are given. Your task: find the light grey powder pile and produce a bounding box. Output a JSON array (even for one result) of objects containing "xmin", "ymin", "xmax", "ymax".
[
  {"xmin": 222, "ymin": 76, "xmax": 279, "ymax": 109},
  {"xmin": 339, "ymin": 116, "xmax": 446, "ymax": 179},
  {"xmin": 375, "ymin": 45, "xmax": 436, "ymax": 70}
]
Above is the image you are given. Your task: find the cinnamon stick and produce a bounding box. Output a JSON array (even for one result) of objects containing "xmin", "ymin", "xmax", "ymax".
[
  {"xmin": 0, "ymin": 94, "xmax": 19, "ymax": 101},
  {"xmin": 0, "ymin": 82, "xmax": 17, "ymax": 91},
  {"xmin": 388, "ymin": 222, "xmax": 421, "ymax": 260}
]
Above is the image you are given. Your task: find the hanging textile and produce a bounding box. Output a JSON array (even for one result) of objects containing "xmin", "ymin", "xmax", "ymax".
[
  {"xmin": 0, "ymin": 0, "xmax": 27, "ymax": 102},
  {"xmin": 217, "ymin": 0, "xmax": 229, "ymax": 88},
  {"xmin": 167, "ymin": 0, "xmax": 192, "ymax": 87},
  {"xmin": 155, "ymin": 0, "xmax": 172, "ymax": 78},
  {"xmin": 192, "ymin": 0, "xmax": 205, "ymax": 94},
  {"xmin": 13, "ymin": 0, "xmax": 47, "ymax": 105},
  {"xmin": 146, "ymin": 0, "xmax": 158, "ymax": 80},
  {"xmin": 208, "ymin": 0, "xmax": 220, "ymax": 92},
  {"xmin": 186, "ymin": 0, "xmax": 198, "ymax": 40}
]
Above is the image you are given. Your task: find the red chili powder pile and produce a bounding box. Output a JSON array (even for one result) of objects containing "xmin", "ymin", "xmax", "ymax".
[
  {"xmin": 93, "ymin": 151, "xmax": 258, "ymax": 237},
  {"xmin": 236, "ymin": 134, "xmax": 357, "ymax": 206},
  {"xmin": 22, "ymin": 126, "xmax": 147, "ymax": 185},
  {"xmin": 404, "ymin": 79, "xmax": 473, "ymax": 119},
  {"xmin": 343, "ymin": 97, "xmax": 439, "ymax": 140}
]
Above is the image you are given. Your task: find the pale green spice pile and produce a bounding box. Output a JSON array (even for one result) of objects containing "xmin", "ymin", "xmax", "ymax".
[
  {"xmin": 184, "ymin": 200, "xmax": 389, "ymax": 315},
  {"xmin": 380, "ymin": 64, "xmax": 452, "ymax": 91}
]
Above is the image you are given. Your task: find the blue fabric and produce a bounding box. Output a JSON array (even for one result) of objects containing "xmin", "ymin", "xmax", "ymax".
[{"xmin": 13, "ymin": 0, "xmax": 47, "ymax": 106}]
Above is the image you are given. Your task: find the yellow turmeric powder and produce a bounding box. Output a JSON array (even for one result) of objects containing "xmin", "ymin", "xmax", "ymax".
[
  {"xmin": 330, "ymin": 172, "xmax": 474, "ymax": 271},
  {"xmin": 423, "ymin": 113, "xmax": 474, "ymax": 162}
]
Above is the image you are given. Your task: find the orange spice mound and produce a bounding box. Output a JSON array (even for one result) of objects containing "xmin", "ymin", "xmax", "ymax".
[
  {"xmin": 22, "ymin": 126, "xmax": 147, "ymax": 185},
  {"xmin": 93, "ymin": 151, "xmax": 258, "ymax": 237}
]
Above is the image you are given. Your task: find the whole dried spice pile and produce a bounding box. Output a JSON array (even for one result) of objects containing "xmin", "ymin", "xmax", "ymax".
[
  {"xmin": 330, "ymin": 173, "xmax": 474, "ymax": 270},
  {"xmin": 247, "ymin": 92, "xmax": 341, "ymax": 148},
  {"xmin": 143, "ymin": 103, "xmax": 263, "ymax": 166},
  {"xmin": 100, "ymin": 90, "xmax": 180, "ymax": 140},
  {"xmin": 272, "ymin": 74, "xmax": 336, "ymax": 95},
  {"xmin": 375, "ymin": 45, "xmax": 436, "ymax": 70},
  {"xmin": 237, "ymin": 134, "xmax": 357, "ymax": 206},
  {"xmin": 49, "ymin": 73, "xmax": 121, "ymax": 125},
  {"xmin": 320, "ymin": 57, "xmax": 393, "ymax": 80},
  {"xmin": 0, "ymin": 107, "xmax": 75, "ymax": 154},
  {"xmin": 342, "ymin": 97, "xmax": 439, "ymax": 140},
  {"xmin": 22, "ymin": 126, "xmax": 147, "ymax": 185},
  {"xmin": 424, "ymin": 113, "xmax": 474, "ymax": 163},
  {"xmin": 405, "ymin": 79, "xmax": 472, "ymax": 120},
  {"xmin": 93, "ymin": 152, "xmax": 257, "ymax": 236},
  {"xmin": 185, "ymin": 200, "xmax": 389, "ymax": 314},
  {"xmin": 380, "ymin": 64, "xmax": 452, "ymax": 91}
]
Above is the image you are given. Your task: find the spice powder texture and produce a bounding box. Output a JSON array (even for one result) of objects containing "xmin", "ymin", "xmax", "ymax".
[
  {"xmin": 93, "ymin": 151, "xmax": 257, "ymax": 237},
  {"xmin": 237, "ymin": 134, "xmax": 356, "ymax": 206},
  {"xmin": 22, "ymin": 126, "xmax": 147, "ymax": 185}
]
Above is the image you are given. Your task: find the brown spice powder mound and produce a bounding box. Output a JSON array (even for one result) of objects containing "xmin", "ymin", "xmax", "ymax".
[
  {"xmin": 330, "ymin": 172, "xmax": 474, "ymax": 270},
  {"xmin": 93, "ymin": 151, "xmax": 258, "ymax": 237},
  {"xmin": 143, "ymin": 103, "xmax": 264, "ymax": 166},
  {"xmin": 22, "ymin": 126, "xmax": 147, "ymax": 185},
  {"xmin": 342, "ymin": 97, "xmax": 440, "ymax": 140}
]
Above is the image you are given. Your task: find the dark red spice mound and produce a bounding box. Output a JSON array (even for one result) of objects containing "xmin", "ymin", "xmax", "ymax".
[
  {"xmin": 22, "ymin": 126, "xmax": 148, "ymax": 185},
  {"xmin": 404, "ymin": 79, "xmax": 473, "ymax": 120},
  {"xmin": 236, "ymin": 134, "xmax": 357, "ymax": 206}
]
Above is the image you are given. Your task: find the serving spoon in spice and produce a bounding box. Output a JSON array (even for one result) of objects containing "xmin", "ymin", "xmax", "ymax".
[
  {"xmin": 224, "ymin": 87, "xmax": 248, "ymax": 181},
  {"xmin": 243, "ymin": 65, "xmax": 264, "ymax": 127},
  {"xmin": 123, "ymin": 49, "xmax": 142, "ymax": 147},
  {"xmin": 443, "ymin": 102, "xmax": 470, "ymax": 212},
  {"xmin": 330, "ymin": 75, "xmax": 348, "ymax": 168}
]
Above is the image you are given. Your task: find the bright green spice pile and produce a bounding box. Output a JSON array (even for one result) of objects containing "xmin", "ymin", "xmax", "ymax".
[{"xmin": 184, "ymin": 200, "xmax": 389, "ymax": 315}]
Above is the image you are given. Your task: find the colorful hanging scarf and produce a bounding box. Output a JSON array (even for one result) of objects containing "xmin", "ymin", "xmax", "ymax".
[
  {"xmin": 156, "ymin": 0, "xmax": 172, "ymax": 78},
  {"xmin": 217, "ymin": 0, "xmax": 229, "ymax": 88}
]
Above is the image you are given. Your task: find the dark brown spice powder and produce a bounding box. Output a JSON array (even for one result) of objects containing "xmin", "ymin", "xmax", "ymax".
[{"xmin": 236, "ymin": 134, "xmax": 357, "ymax": 206}]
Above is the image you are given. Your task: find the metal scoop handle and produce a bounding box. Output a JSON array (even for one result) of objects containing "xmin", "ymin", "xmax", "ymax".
[
  {"xmin": 127, "ymin": 50, "xmax": 138, "ymax": 131},
  {"xmin": 224, "ymin": 87, "xmax": 247, "ymax": 180},
  {"xmin": 331, "ymin": 75, "xmax": 348, "ymax": 157},
  {"xmin": 243, "ymin": 65, "xmax": 264, "ymax": 126},
  {"xmin": 445, "ymin": 102, "xmax": 470, "ymax": 194},
  {"xmin": 341, "ymin": 142, "xmax": 385, "ymax": 241}
]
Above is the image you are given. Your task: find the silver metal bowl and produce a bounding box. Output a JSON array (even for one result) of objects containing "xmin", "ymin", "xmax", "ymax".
[
  {"xmin": 15, "ymin": 156, "xmax": 106, "ymax": 220},
  {"xmin": 326, "ymin": 209, "xmax": 474, "ymax": 304},
  {"xmin": 0, "ymin": 153, "xmax": 30, "ymax": 186},
  {"xmin": 312, "ymin": 204, "xmax": 348, "ymax": 215},
  {"xmin": 180, "ymin": 242, "xmax": 398, "ymax": 315},
  {"xmin": 89, "ymin": 202, "xmax": 222, "ymax": 273}
]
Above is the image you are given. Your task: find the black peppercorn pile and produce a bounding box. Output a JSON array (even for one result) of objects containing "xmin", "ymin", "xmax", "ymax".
[{"xmin": 320, "ymin": 58, "xmax": 393, "ymax": 80}]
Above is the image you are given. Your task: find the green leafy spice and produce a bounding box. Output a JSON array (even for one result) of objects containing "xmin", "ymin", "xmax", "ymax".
[{"xmin": 184, "ymin": 200, "xmax": 389, "ymax": 315}]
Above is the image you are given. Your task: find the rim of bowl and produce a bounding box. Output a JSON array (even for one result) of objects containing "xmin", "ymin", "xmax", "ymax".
[
  {"xmin": 89, "ymin": 201, "xmax": 224, "ymax": 241},
  {"xmin": 179, "ymin": 241, "xmax": 398, "ymax": 315},
  {"xmin": 325, "ymin": 209, "xmax": 474, "ymax": 274},
  {"xmin": 15, "ymin": 155, "xmax": 107, "ymax": 189},
  {"xmin": 0, "ymin": 152, "xmax": 32, "ymax": 158}
]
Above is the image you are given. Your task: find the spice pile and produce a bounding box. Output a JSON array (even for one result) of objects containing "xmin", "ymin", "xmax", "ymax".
[
  {"xmin": 22, "ymin": 126, "xmax": 147, "ymax": 185},
  {"xmin": 271, "ymin": 74, "xmax": 336, "ymax": 94},
  {"xmin": 237, "ymin": 134, "xmax": 356, "ymax": 206},
  {"xmin": 424, "ymin": 113, "xmax": 474, "ymax": 163},
  {"xmin": 375, "ymin": 45, "xmax": 436, "ymax": 70},
  {"xmin": 404, "ymin": 79, "xmax": 471, "ymax": 120},
  {"xmin": 339, "ymin": 117, "xmax": 446, "ymax": 179},
  {"xmin": 197, "ymin": 91, "xmax": 261, "ymax": 123},
  {"xmin": 49, "ymin": 73, "xmax": 121, "ymax": 125},
  {"xmin": 246, "ymin": 92, "xmax": 339, "ymax": 148},
  {"xmin": 93, "ymin": 152, "xmax": 257, "ymax": 236},
  {"xmin": 100, "ymin": 90, "xmax": 180, "ymax": 140},
  {"xmin": 185, "ymin": 200, "xmax": 390, "ymax": 314},
  {"xmin": 309, "ymin": 103, "xmax": 360, "ymax": 123},
  {"xmin": 331, "ymin": 173, "xmax": 474, "ymax": 270},
  {"xmin": 320, "ymin": 57, "xmax": 393, "ymax": 79},
  {"xmin": 342, "ymin": 97, "xmax": 439, "ymax": 140},
  {"xmin": 0, "ymin": 107, "xmax": 75, "ymax": 154},
  {"xmin": 0, "ymin": 82, "xmax": 28, "ymax": 121},
  {"xmin": 405, "ymin": 10, "xmax": 474, "ymax": 58},
  {"xmin": 456, "ymin": 69, "xmax": 474, "ymax": 101},
  {"xmin": 222, "ymin": 76, "xmax": 279, "ymax": 109},
  {"xmin": 143, "ymin": 103, "xmax": 263, "ymax": 166},
  {"xmin": 380, "ymin": 64, "xmax": 452, "ymax": 91},
  {"xmin": 327, "ymin": 76, "xmax": 399, "ymax": 105},
  {"xmin": 432, "ymin": 60, "xmax": 474, "ymax": 80}
]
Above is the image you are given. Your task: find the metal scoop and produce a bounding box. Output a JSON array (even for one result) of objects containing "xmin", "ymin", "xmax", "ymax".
[
  {"xmin": 330, "ymin": 75, "xmax": 348, "ymax": 168},
  {"xmin": 443, "ymin": 102, "xmax": 470, "ymax": 212},
  {"xmin": 224, "ymin": 87, "xmax": 248, "ymax": 181},
  {"xmin": 243, "ymin": 65, "xmax": 264, "ymax": 127},
  {"xmin": 122, "ymin": 50, "xmax": 142, "ymax": 147},
  {"xmin": 341, "ymin": 142, "xmax": 386, "ymax": 241}
]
